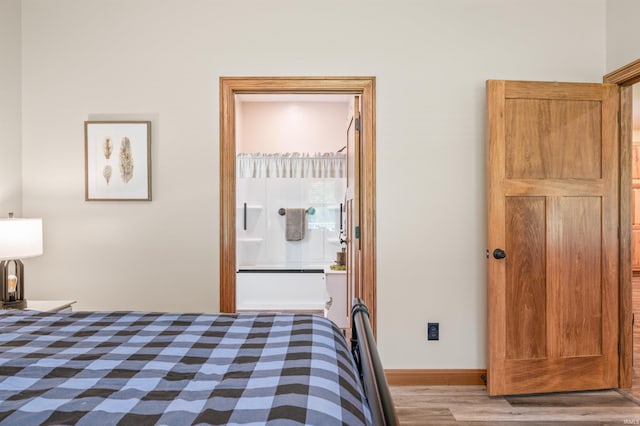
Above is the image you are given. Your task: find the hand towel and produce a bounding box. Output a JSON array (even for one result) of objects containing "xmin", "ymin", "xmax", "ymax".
[{"xmin": 285, "ymin": 208, "xmax": 307, "ymax": 241}]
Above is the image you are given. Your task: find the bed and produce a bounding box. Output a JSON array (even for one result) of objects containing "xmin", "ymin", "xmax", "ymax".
[{"xmin": 0, "ymin": 301, "xmax": 396, "ymax": 425}]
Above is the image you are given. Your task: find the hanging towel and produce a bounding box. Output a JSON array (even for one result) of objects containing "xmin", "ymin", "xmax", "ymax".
[{"xmin": 285, "ymin": 208, "xmax": 307, "ymax": 241}]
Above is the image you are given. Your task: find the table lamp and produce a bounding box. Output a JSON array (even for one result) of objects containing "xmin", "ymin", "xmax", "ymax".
[{"xmin": 0, "ymin": 213, "xmax": 43, "ymax": 309}]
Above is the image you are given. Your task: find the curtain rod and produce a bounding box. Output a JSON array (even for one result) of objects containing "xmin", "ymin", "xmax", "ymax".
[{"xmin": 237, "ymin": 154, "xmax": 346, "ymax": 160}]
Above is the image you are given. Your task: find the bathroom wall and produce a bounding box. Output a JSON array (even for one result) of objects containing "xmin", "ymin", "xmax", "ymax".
[
  {"xmin": 236, "ymin": 175, "xmax": 345, "ymax": 267},
  {"xmin": 237, "ymin": 99, "xmax": 349, "ymax": 154}
]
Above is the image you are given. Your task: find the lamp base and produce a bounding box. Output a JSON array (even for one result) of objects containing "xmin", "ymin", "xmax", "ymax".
[
  {"xmin": 2, "ymin": 299, "xmax": 27, "ymax": 310},
  {"xmin": 1, "ymin": 259, "xmax": 26, "ymax": 309}
]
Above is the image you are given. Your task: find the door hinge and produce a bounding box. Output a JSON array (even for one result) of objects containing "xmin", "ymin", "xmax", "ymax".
[
  {"xmin": 355, "ymin": 226, "xmax": 360, "ymax": 239},
  {"xmin": 355, "ymin": 117, "xmax": 361, "ymax": 132}
]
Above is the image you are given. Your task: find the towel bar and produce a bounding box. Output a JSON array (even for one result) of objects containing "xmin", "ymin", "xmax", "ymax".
[{"xmin": 278, "ymin": 207, "xmax": 315, "ymax": 216}]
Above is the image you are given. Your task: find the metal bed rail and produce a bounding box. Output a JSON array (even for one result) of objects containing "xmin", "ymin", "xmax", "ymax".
[{"xmin": 351, "ymin": 298, "xmax": 398, "ymax": 426}]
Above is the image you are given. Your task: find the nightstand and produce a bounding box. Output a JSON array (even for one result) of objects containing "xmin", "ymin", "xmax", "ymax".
[{"xmin": 24, "ymin": 300, "xmax": 77, "ymax": 313}]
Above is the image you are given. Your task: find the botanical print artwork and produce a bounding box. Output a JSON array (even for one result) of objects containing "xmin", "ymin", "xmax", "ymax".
[
  {"xmin": 84, "ymin": 121, "xmax": 151, "ymax": 201},
  {"xmin": 103, "ymin": 137, "xmax": 113, "ymax": 184},
  {"xmin": 103, "ymin": 165, "xmax": 112, "ymax": 184},
  {"xmin": 103, "ymin": 137, "xmax": 113, "ymax": 159},
  {"xmin": 119, "ymin": 137, "xmax": 134, "ymax": 183},
  {"xmin": 102, "ymin": 136, "xmax": 134, "ymax": 185}
]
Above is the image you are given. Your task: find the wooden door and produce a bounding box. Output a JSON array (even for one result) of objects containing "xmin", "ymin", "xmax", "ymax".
[
  {"xmin": 346, "ymin": 96, "xmax": 361, "ymax": 316},
  {"xmin": 486, "ymin": 80, "xmax": 620, "ymax": 396}
]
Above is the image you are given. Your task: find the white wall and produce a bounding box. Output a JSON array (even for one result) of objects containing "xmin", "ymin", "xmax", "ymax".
[
  {"xmin": 606, "ymin": 0, "xmax": 640, "ymax": 71},
  {"xmin": 0, "ymin": 0, "xmax": 22, "ymax": 217},
  {"xmin": 19, "ymin": 0, "xmax": 608, "ymax": 370}
]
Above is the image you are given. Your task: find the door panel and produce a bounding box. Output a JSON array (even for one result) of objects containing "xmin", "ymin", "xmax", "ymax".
[
  {"xmin": 633, "ymin": 229, "xmax": 640, "ymax": 269},
  {"xmin": 633, "ymin": 188, "xmax": 640, "ymax": 224},
  {"xmin": 632, "ymin": 143, "xmax": 640, "ymax": 180},
  {"xmin": 487, "ymin": 80, "xmax": 619, "ymax": 396},
  {"xmin": 505, "ymin": 197, "xmax": 546, "ymax": 360},
  {"xmin": 505, "ymin": 99, "xmax": 602, "ymax": 179},
  {"xmin": 559, "ymin": 196, "xmax": 602, "ymax": 357}
]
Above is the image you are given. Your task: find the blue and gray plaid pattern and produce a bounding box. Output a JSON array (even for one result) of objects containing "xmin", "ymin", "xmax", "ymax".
[{"xmin": 0, "ymin": 311, "xmax": 372, "ymax": 425}]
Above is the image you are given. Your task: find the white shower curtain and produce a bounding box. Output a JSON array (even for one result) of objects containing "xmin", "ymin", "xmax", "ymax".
[{"xmin": 236, "ymin": 153, "xmax": 346, "ymax": 178}]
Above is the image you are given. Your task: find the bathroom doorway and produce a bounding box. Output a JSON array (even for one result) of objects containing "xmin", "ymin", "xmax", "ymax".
[
  {"xmin": 219, "ymin": 77, "xmax": 377, "ymax": 333},
  {"xmin": 234, "ymin": 94, "xmax": 349, "ymax": 318}
]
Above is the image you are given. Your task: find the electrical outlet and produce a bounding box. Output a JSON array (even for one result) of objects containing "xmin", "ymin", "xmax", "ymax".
[{"xmin": 427, "ymin": 322, "xmax": 439, "ymax": 341}]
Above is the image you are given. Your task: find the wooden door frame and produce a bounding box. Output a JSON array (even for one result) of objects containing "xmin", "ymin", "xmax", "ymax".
[
  {"xmin": 219, "ymin": 76, "xmax": 377, "ymax": 331},
  {"xmin": 604, "ymin": 58, "xmax": 640, "ymax": 389}
]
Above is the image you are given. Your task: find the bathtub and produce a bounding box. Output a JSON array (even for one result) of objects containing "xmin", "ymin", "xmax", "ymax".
[{"xmin": 236, "ymin": 265, "xmax": 330, "ymax": 312}]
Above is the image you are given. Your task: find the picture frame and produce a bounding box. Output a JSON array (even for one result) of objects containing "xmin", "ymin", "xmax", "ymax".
[{"xmin": 84, "ymin": 121, "xmax": 152, "ymax": 201}]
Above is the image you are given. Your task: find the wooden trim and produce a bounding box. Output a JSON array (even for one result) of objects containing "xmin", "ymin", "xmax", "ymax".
[
  {"xmin": 618, "ymin": 85, "xmax": 633, "ymax": 389},
  {"xmin": 359, "ymin": 80, "xmax": 377, "ymax": 335},
  {"xmin": 219, "ymin": 77, "xmax": 377, "ymax": 332},
  {"xmin": 604, "ymin": 58, "xmax": 640, "ymax": 86},
  {"xmin": 219, "ymin": 78, "xmax": 236, "ymax": 313},
  {"xmin": 604, "ymin": 61, "xmax": 640, "ymax": 390},
  {"xmin": 485, "ymin": 80, "xmax": 507, "ymax": 396},
  {"xmin": 385, "ymin": 369, "xmax": 487, "ymax": 386}
]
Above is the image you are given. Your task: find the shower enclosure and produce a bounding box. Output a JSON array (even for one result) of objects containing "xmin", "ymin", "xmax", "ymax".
[{"xmin": 236, "ymin": 153, "xmax": 346, "ymax": 312}]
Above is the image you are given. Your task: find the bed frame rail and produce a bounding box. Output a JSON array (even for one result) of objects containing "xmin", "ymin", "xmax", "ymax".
[{"xmin": 351, "ymin": 299, "xmax": 398, "ymax": 426}]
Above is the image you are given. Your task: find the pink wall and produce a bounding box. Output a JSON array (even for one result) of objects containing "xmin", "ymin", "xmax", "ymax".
[{"xmin": 237, "ymin": 100, "xmax": 349, "ymax": 153}]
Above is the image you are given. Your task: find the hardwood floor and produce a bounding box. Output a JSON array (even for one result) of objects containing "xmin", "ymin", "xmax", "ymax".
[
  {"xmin": 623, "ymin": 276, "xmax": 640, "ymax": 404},
  {"xmin": 620, "ymin": 275, "xmax": 640, "ymax": 402},
  {"xmin": 390, "ymin": 386, "xmax": 640, "ymax": 425},
  {"xmin": 389, "ymin": 276, "xmax": 640, "ymax": 424}
]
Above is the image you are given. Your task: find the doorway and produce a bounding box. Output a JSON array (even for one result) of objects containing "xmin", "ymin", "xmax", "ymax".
[
  {"xmin": 627, "ymin": 83, "xmax": 640, "ymax": 398},
  {"xmin": 234, "ymin": 94, "xmax": 350, "ymax": 316},
  {"xmin": 218, "ymin": 77, "xmax": 378, "ymax": 332},
  {"xmin": 603, "ymin": 59, "xmax": 640, "ymax": 390}
]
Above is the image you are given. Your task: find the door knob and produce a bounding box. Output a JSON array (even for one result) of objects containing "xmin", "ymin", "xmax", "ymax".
[{"xmin": 492, "ymin": 248, "xmax": 506, "ymax": 259}]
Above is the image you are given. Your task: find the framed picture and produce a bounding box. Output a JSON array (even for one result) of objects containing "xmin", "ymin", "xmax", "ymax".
[{"xmin": 84, "ymin": 121, "xmax": 152, "ymax": 201}]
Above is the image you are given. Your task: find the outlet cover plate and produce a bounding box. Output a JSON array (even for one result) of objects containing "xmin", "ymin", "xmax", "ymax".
[{"xmin": 427, "ymin": 322, "xmax": 439, "ymax": 340}]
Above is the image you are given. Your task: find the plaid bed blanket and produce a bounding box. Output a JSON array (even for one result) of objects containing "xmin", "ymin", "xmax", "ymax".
[{"xmin": 0, "ymin": 311, "xmax": 372, "ymax": 425}]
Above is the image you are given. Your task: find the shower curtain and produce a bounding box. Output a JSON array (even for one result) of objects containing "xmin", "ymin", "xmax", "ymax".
[{"xmin": 236, "ymin": 153, "xmax": 346, "ymax": 178}]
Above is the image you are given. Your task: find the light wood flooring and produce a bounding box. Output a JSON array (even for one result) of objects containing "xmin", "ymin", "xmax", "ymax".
[
  {"xmin": 390, "ymin": 386, "xmax": 640, "ymax": 425},
  {"xmin": 388, "ymin": 276, "xmax": 640, "ymax": 424},
  {"xmin": 624, "ymin": 275, "xmax": 640, "ymax": 403}
]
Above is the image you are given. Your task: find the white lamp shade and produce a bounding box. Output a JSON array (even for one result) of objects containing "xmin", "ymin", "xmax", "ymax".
[{"xmin": 0, "ymin": 218, "xmax": 43, "ymax": 260}]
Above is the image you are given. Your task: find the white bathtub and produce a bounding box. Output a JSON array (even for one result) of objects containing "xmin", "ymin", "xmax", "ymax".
[{"xmin": 236, "ymin": 265, "xmax": 330, "ymax": 311}]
